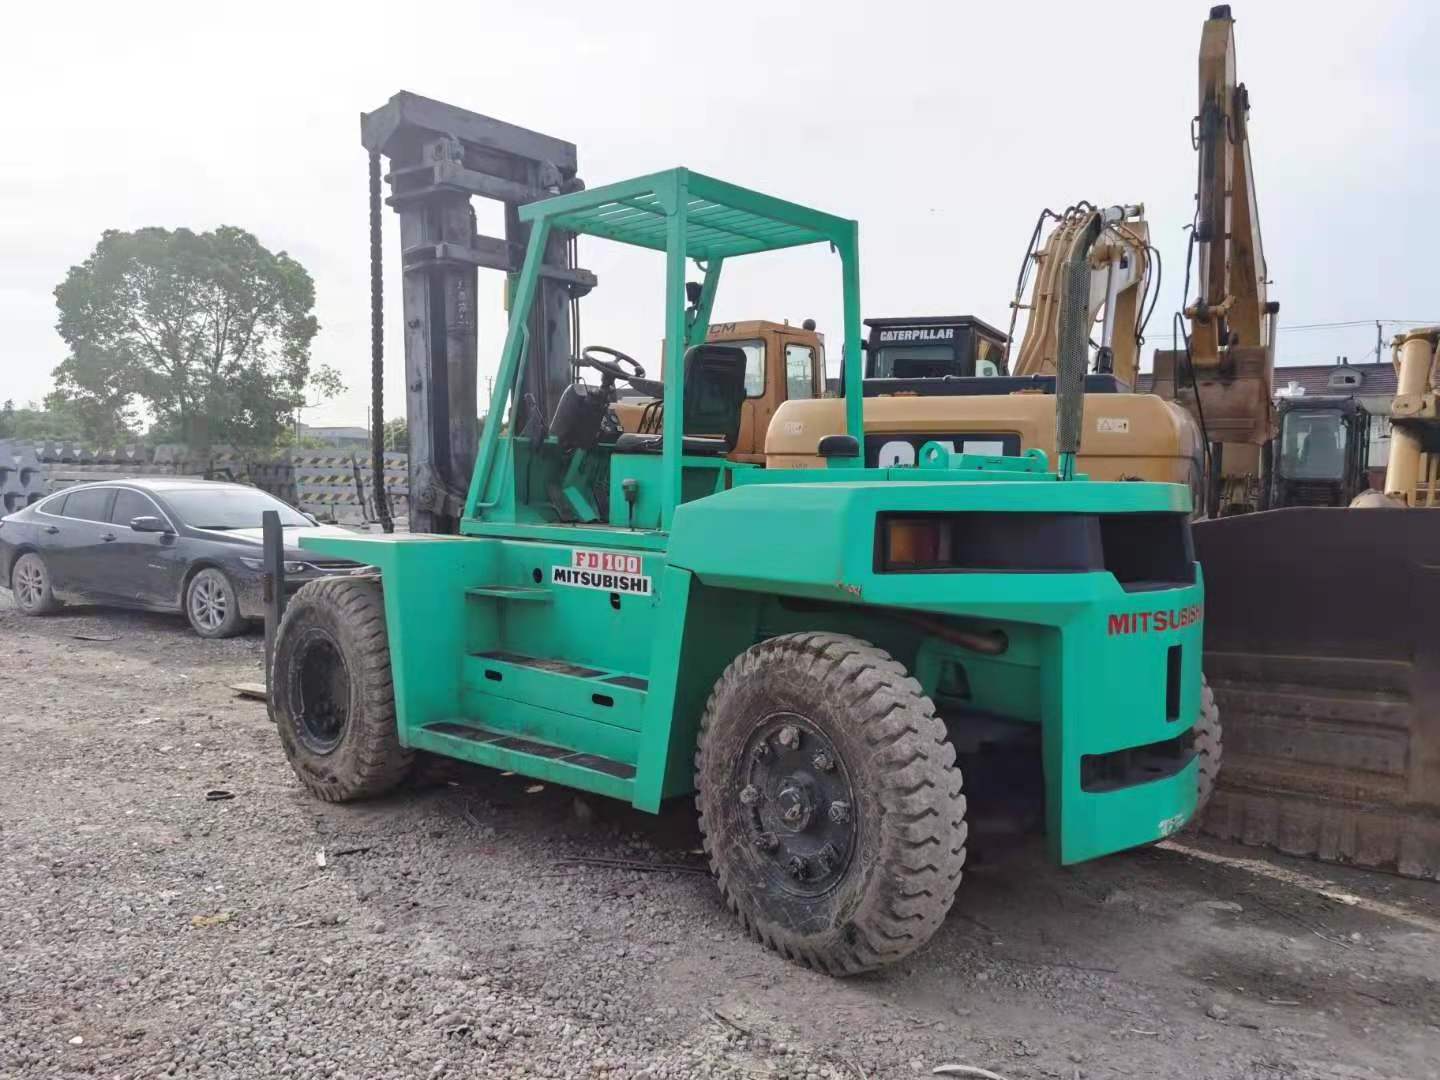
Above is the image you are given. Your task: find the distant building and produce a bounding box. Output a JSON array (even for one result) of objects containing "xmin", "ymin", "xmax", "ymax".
[{"xmin": 298, "ymin": 424, "xmax": 370, "ymax": 448}]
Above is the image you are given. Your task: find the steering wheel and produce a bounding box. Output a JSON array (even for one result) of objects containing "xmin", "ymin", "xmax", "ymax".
[{"xmin": 579, "ymin": 345, "xmax": 646, "ymax": 384}]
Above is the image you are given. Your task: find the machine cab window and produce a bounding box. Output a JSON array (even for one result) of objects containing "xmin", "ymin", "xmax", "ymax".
[
  {"xmin": 784, "ymin": 343, "xmax": 818, "ymax": 401},
  {"xmin": 730, "ymin": 339, "xmax": 765, "ymax": 397},
  {"xmin": 1279, "ymin": 409, "xmax": 1348, "ymax": 481}
]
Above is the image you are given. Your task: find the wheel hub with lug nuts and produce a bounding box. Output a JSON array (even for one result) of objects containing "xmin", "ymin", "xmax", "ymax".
[{"xmin": 739, "ymin": 713, "xmax": 856, "ymax": 895}]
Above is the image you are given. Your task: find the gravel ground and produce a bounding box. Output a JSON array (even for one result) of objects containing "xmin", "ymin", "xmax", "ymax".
[{"xmin": 2, "ymin": 591, "xmax": 1438, "ymax": 1080}]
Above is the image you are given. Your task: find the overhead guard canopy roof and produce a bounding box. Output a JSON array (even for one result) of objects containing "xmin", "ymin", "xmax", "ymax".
[{"xmin": 518, "ymin": 168, "xmax": 853, "ymax": 259}]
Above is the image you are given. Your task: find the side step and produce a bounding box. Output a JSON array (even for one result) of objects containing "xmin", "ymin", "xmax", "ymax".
[
  {"xmin": 412, "ymin": 721, "xmax": 636, "ymax": 802},
  {"xmin": 474, "ymin": 649, "xmax": 649, "ymax": 691},
  {"xmin": 466, "ymin": 585, "xmax": 552, "ymax": 603}
]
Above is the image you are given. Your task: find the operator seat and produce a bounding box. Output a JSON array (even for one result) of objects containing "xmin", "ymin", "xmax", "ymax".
[{"xmin": 614, "ymin": 344, "xmax": 747, "ymax": 456}]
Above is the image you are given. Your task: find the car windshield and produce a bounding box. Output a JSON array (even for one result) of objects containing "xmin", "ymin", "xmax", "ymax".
[{"xmin": 164, "ymin": 487, "xmax": 313, "ymax": 529}]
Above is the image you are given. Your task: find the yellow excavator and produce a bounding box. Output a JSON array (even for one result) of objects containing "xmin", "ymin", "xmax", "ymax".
[
  {"xmin": 1150, "ymin": 4, "xmax": 1279, "ymax": 515},
  {"xmin": 764, "ymin": 202, "xmax": 1206, "ymax": 498}
]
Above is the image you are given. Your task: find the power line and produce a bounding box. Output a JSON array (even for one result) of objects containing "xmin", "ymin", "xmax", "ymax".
[{"xmin": 1142, "ymin": 317, "xmax": 1439, "ymax": 344}]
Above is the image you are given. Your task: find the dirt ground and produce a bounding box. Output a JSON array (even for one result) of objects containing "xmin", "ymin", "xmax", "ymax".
[{"xmin": 2, "ymin": 592, "xmax": 1438, "ymax": 1080}]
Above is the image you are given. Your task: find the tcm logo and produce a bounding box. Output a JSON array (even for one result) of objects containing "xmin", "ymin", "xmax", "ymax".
[{"xmin": 1107, "ymin": 603, "xmax": 1203, "ymax": 636}]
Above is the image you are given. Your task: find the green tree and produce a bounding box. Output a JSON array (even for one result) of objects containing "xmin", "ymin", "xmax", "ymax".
[
  {"xmin": 42, "ymin": 385, "xmax": 137, "ymax": 444},
  {"xmin": 382, "ymin": 416, "xmax": 409, "ymax": 452},
  {"xmin": 0, "ymin": 397, "xmax": 110, "ymax": 441},
  {"xmin": 51, "ymin": 226, "xmax": 342, "ymax": 452}
]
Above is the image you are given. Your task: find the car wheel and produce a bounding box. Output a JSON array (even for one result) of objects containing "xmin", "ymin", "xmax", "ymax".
[
  {"xmin": 185, "ymin": 567, "xmax": 246, "ymax": 638},
  {"xmin": 11, "ymin": 552, "xmax": 60, "ymax": 615}
]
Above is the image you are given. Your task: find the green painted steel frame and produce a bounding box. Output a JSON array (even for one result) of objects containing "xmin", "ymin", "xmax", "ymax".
[
  {"xmin": 464, "ymin": 168, "xmax": 865, "ymax": 532},
  {"xmin": 298, "ymin": 165, "xmax": 1209, "ymax": 871}
]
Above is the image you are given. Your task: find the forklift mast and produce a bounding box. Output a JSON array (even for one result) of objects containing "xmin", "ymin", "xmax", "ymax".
[{"xmin": 360, "ymin": 92, "xmax": 595, "ymax": 533}]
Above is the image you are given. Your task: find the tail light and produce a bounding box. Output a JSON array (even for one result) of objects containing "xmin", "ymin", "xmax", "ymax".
[
  {"xmin": 881, "ymin": 516, "xmax": 951, "ymax": 569},
  {"xmin": 874, "ymin": 510, "xmax": 1195, "ymax": 585}
]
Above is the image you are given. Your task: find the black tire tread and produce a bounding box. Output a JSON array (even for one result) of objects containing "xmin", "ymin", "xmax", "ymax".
[
  {"xmin": 1194, "ymin": 675, "xmax": 1222, "ymax": 816},
  {"xmin": 694, "ymin": 631, "xmax": 967, "ymax": 976},
  {"xmin": 273, "ymin": 576, "xmax": 413, "ymax": 802}
]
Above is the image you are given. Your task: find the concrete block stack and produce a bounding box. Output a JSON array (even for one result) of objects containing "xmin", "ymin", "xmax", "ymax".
[
  {"xmin": 0, "ymin": 440, "xmax": 411, "ymax": 525},
  {"xmin": 245, "ymin": 449, "xmax": 410, "ymax": 525},
  {"xmin": 0, "ymin": 440, "xmax": 47, "ymax": 514},
  {"xmin": 27, "ymin": 443, "xmax": 200, "ymax": 492}
]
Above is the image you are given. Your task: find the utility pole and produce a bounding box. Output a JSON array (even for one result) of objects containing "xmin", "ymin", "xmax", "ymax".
[{"xmin": 1376, "ymin": 321, "xmax": 1384, "ymax": 365}]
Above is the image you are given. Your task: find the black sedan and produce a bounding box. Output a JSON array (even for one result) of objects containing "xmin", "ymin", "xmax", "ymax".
[{"xmin": 0, "ymin": 478, "xmax": 360, "ymax": 638}]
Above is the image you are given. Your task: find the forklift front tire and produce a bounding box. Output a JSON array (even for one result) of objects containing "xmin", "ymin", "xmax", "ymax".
[
  {"xmin": 272, "ymin": 576, "xmax": 413, "ymax": 802},
  {"xmin": 695, "ymin": 632, "xmax": 967, "ymax": 975}
]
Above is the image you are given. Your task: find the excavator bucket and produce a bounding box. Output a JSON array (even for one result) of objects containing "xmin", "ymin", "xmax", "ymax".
[{"xmin": 1195, "ymin": 509, "xmax": 1440, "ymax": 879}]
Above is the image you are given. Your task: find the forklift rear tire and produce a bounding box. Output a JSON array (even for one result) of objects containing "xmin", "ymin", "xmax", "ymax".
[
  {"xmin": 695, "ymin": 632, "xmax": 967, "ymax": 975},
  {"xmin": 272, "ymin": 576, "xmax": 413, "ymax": 802}
]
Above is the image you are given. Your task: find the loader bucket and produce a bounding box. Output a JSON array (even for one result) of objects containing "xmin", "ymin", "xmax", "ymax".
[{"xmin": 1194, "ymin": 508, "xmax": 1440, "ymax": 879}]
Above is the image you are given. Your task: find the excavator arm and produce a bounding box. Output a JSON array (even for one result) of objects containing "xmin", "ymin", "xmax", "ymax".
[
  {"xmin": 1011, "ymin": 204, "xmax": 1152, "ymax": 389},
  {"xmin": 1191, "ymin": 6, "xmax": 1269, "ymax": 364},
  {"xmin": 1153, "ymin": 4, "xmax": 1278, "ymax": 464}
]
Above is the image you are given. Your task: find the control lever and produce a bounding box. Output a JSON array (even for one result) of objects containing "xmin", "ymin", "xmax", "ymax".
[{"xmin": 621, "ymin": 478, "xmax": 639, "ymax": 530}]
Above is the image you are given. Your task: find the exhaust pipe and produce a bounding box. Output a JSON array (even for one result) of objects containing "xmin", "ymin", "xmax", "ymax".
[{"xmin": 1054, "ymin": 218, "xmax": 1102, "ymax": 480}]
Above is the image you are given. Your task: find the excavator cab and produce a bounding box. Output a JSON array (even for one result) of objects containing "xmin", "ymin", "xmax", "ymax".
[
  {"xmin": 1268, "ymin": 396, "xmax": 1371, "ymax": 508},
  {"xmin": 864, "ymin": 316, "xmax": 1008, "ymax": 384}
]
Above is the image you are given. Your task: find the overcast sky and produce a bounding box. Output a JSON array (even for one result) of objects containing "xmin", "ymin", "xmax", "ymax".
[{"xmin": 3, "ymin": 0, "xmax": 1436, "ymax": 428}]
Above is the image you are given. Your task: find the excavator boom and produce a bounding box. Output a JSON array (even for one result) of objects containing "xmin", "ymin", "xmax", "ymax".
[
  {"xmin": 1192, "ymin": 6, "xmax": 1270, "ymax": 363},
  {"xmin": 1153, "ymin": 4, "xmax": 1278, "ymax": 482}
]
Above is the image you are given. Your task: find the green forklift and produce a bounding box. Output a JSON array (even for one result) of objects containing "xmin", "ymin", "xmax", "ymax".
[{"xmin": 269, "ymin": 164, "xmax": 1207, "ymax": 974}]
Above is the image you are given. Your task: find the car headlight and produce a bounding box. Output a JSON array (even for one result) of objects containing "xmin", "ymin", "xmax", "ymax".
[{"xmin": 240, "ymin": 557, "xmax": 307, "ymax": 573}]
